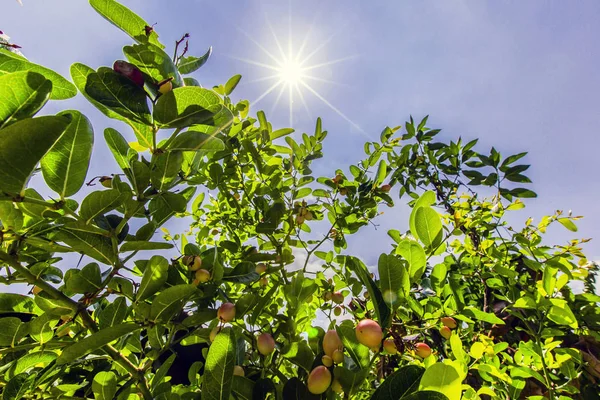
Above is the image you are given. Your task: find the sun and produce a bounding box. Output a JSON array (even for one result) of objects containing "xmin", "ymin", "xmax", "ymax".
[
  {"xmin": 231, "ymin": 8, "xmax": 365, "ymax": 134},
  {"xmin": 278, "ymin": 58, "xmax": 305, "ymax": 85}
]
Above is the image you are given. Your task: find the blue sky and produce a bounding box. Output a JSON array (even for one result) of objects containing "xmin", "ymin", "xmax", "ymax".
[{"xmin": 2, "ymin": 0, "xmax": 599, "ymax": 267}]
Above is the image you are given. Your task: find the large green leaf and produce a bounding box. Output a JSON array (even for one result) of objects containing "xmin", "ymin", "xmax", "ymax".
[
  {"xmin": 378, "ymin": 253, "xmax": 409, "ymax": 307},
  {"xmin": 40, "ymin": 110, "xmax": 94, "ymax": 198},
  {"xmin": 409, "ymin": 191, "xmax": 436, "ymax": 236},
  {"xmin": 371, "ymin": 365, "xmax": 425, "ymax": 400},
  {"xmin": 414, "ymin": 206, "xmax": 443, "ymax": 248},
  {"xmin": 148, "ymin": 191, "xmax": 187, "ymax": 226},
  {"xmin": 103, "ymin": 127, "xmax": 135, "ymax": 182},
  {"xmin": 56, "ymin": 323, "xmax": 141, "ymax": 365},
  {"xmin": 92, "ymin": 371, "xmax": 117, "ymax": 400},
  {"xmin": 403, "ymin": 392, "xmax": 450, "ymax": 400},
  {"xmin": 150, "ymin": 284, "xmax": 197, "ymax": 322},
  {"xmin": 0, "ymin": 71, "xmax": 51, "ymax": 128},
  {"xmin": 396, "ymin": 239, "xmax": 427, "ymax": 283},
  {"xmin": 333, "ymin": 366, "xmax": 369, "ymax": 395},
  {"xmin": 72, "ymin": 64, "xmax": 153, "ymax": 148},
  {"xmin": 150, "ymin": 150, "xmax": 183, "ymax": 191},
  {"xmin": 418, "ymin": 362, "xmax": 462, "ymax": 400},
  {"xmin": 2, "ymin": 373, "xmax": 35, "ymax": 400},
  {"xmin": 282, "ymin": 378, "xmax": 319, "ymax": 400},
  {"xmin": 79, "ymin": 189, "xmax": 126, "ymax": 223},
  {"xmin": 0, "ymin": 115, "xmax": 70, "ymax": 195},
  {"xmin": 167, "ymin": 128, "xmax": 225, "ymax": 152},
  {"xmin": 345, "ymin": 256, "xmax": 391, "ymax": 328},
  {"xmin": 0, "ymin": 317, "xmax": 26, "ymax": 346},
  {"xmin": 137, "ymin": 255, "xmax": 169, "ymax": 301},
  {"xmin": 123, "ymin": 43, "xmax": 183, "ymax": 87},
  {"xmin": 120, "ymin": 241, "xmax": 173, "ymax": 252},
  {"xmin": 201, "ymin": 327, "xmax": 236, "ymax": 400},
  {"xmin": 6, "ymin": 351, "xmax": 57, "ymax": 379},
  {"xmin": 178, "ymin": 47, "xmax": 212, "ymax": 74},
  {"xmin": 89, "ymin": 0, "xmax": 164, "ymax": 48},
  {"xmin": 0, "ymin": 48, "xmax": 76, "ymax": 100},
  {"xmin": 29, "ymin": 313, "xmax": 58, "ymax": 344},
  {"xmin": 153, "ymin": 87, "xmax": 228, "ymax": 128},
  {"xmin": 98, "ymin": 296, "xmax": 128, "ymax": 329},
  {"xmin": 65, "ymin": 262, "xmax": 103, "ymax": 294},
  {"xmin": 0, "ymin": 293, "xmax": 40, "ymax": 315},
  {"xmin": 84, "ymin": 67, "xmax": 151, "ymax": 124},
  {"xmin": 53, "ymin": 221, "xmax": 117, "ymax": 265},
  {"xmin": 0, "ymin": 202, "xmax": 23, "ymax": 231},
  {"xmin": 336, "ymin": 320, "xmax": 370, "ymax": 368}
]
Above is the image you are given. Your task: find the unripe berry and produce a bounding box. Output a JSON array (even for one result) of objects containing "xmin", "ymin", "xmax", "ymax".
[
  {"xmin": 383, "ymin": 339, "xmax": 397, "ymax": 355},
  {"xmin": 334, "ymin": 306, "xmax": 342, "ymax": 317},
  {"xmin": 324, "ymin": 292, "xmax": 333, "ymax": 301},
  {"xmin": 259, "ymin": 276, "xmax": 268, "ymax": 287},
  {"xmin": 158, "ymin": 79, "xmax": 173, "ymax": 95},
  {"xmin": 233, "ymin": 366, "xmax": 245, "ymax": 376},
  {"xmin": 332, "ymin": 292, "xmax": 344, "ymax": 304},
  {"xmin": 189, "ymin": 256, "xmax": 202, "ymax": 271},
  {"xmin": 321, "ymin": 355, "xmax": 333, "ymax": 367},
  {"xmin": 441, "ymin": 317, "xmax": 457, "ymax": 329},
  {"xmin": 99, "ymin": 176, "xmax": 112, "ymax": 188},
  {"xmin": 415, "ymin": 342, "xmax": 432, "ymax": 358},
  {"xmin": 440, "ymin": 326, "xmax": 452, "ymax": 340},
  {"xmin": 307, "ymin": 366, "xmax": 331, "ymax": 395},
  {"xmin": 323, "ymin": 330, "xmax": 343, "ymax": 357},
  {"xmin": 331, "ymin": 379, "xmax": 343, "ymax": 393},
  {"xmin": 32, "ymin": 286, "xmax": 43, "ymax": 295},
  {"xmin": 380, "ymin": 184, "xmax": 392, "ymax": 193},
  {"xmin": 255, "ymin": 263, "xmax": 267, "ymax": 274},
  {"xmin": 217, "ymin": 303, "xmax": 236, "ymax": 322},
  {"xmin": 332, "ymin": 349, "xmax": 344, "ymax": 364},
  {"xmin": 195, "ymin": 269, "xmax": 211, "ymax": 283},
  {"xmin": 355, "ymin": 319, "xmax": 383, "ymax": 349},
  {"xmin": 257, "ymin": 333, "xmax": 275, "ymax": 355}
]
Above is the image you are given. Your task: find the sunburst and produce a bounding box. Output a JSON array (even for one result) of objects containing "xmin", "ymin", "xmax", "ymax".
[{"xmin": 231, "ymin": 4, "xmax": 365, "ymax": 135}]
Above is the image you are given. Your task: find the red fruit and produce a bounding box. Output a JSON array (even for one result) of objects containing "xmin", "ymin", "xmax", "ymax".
[
  {"xmin": 307, "ymin": 366, "xmax": 332, "ymax": 395},
  {"xmin": 380, "ymin": 184, "xmax": 392, "ymax": 193},
  {"xmin": 415, "ymin": 343, "xmax": 432, "ymax": 358},
  {"xmin": 217, "ymin": 303, "xmax": 236, "ymax": 322},
  {"xmin": 332, "ymin": 292, "xmax": 344, "ymax": 304},
  {"xmin": 113, "ymin": 60, "xmax": 144, "ymax": 87},
  {"xmin": 441, "ymin": 317, "xmax": 457, "ymax": 329},
  {"xmin": 355, "ymin": 319, "xmax": 383, "ymax": 349},
  {"xmin": 323, "ymin": 330, "xmax": 343, "ymax": 357},
  {"xmin": 257, "ymin": 333, "xmax": 275, "ymax": 355},
  {"xmin": 440, "ymin": 326, "xmax": 452, "ymax": 340}
]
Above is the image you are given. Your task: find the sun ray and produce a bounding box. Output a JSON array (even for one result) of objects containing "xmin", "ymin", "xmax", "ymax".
[
  {"xmin": 302, "ymin": 55, "xmax": 359, "ymax": 71},
  {"xmin": 299, "ymin": 80, "xmax": 368, "ymax": 137},
  {"xmin": 269, "ymin": 83, "xmax": 288, "ymax": 116},
  {"xmin": 288, "ymin": 82, "xmax": 294, "ymax": 126},
  {"xmin": 241, "ymin": 74, "xmax": 281, "ymax": 86},
  {"xmin": 295, "ymin": 82, "xmax": 312, "ymax": 120},
  {"xmin": 295, "ymin": 10, "xmax": 321, "ymax": 63},
  {"xmin": 228, "ymin": 56, "xmax": 281, "ymax": 72},
  {"xmin": 303, "ymin": 75, "xmax": 350, "ymax": 88},
  {"xmin": 236, "ymin": 27, "xmax": 282, "ymax": 67},
  {"xmin": 298, "ymin": 24, "xmax": 347, "ymax": 67},
  {"xmin": 263, "ymin": 11, "xmax": 287, "ymax": 61},
  {"xmin": 252, "ymin": 79, "xmax": 284, "ymax": 107}
]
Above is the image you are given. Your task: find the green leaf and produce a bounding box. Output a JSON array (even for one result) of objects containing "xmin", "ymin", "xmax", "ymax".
[
  {"xmin": 104, "ymin": 127, "xmax": 134, "ymax": 180},
  {"xmin": 419, "ymin": 362, "xmax": 462, "ymax": 400},
  {"xmin": 0, "ymin": 71, "xmax": 51, "ymax": 128},
  {"xmin": 547, "ymin": 300, "xmax": 578, "ymax": 329},
  {"xmin": 29, "ymin": 313, "xmax": 58, "ymax": 344},
  {"xmin": 375, "ymin": 160, "xmax": 387, "ymax": 185},
  {"xmin": 89, "ymin": 0, "xmax": 164, "ymax": 48},
  {"xmin": 449, "ymin": 334, "xmax": 467, "ymax": 364},
  {"xmin": 371, "ymin": 365, "xmax": 425, "ymax": 400},
  {"xmin": 201, "ymin": 327, "xmax": 236, "ymax": 400},
  {"xmin": 178, "ymin": 47, "xmax": 212, "ymax": 74},
  {"xmin": 0, "ymin": 202, "xmax": 23, "ymax": 231},
  {"xmin": 414, "ymin": 206, "xmax": 443, "ymax": 248},
  {"xmin": 2, "ymin": 373, "xmax": 35, "ymax": 400},
  {"xmin": 0, "ymin": 115, "xmax": 70, "ymax": 195},
  {"xmin": 148, "ymin": 192, "xmax": 187, "ymax": 226},
  {"xmin": 57, "ymin": 323, "xmax": 141, "ymax": 365},
  {"xmin": 150, "ymin": 284, "xmax": 197, "ymax": 322},
  {"xmin": 123, "ymin": 43, "xmax": 183, "ymax": 87},
  {"xmin": 462, "ymin": 306, "xmax": 505, "ymax": 325},
  {"xmin": 79, "ymin": 189, "xmax": 126, "ymax": 223},
  {"xmin": 281, "ymin": 340, "xmax": 315, "ymax": 372},
  {"xmin": 150, "ymin": 150, "xmax": 183, "ymax": 191},
  {"xmin": 336, "ymin": 320, "xmax": 370, "ymax": 368},
  {"xmin": 151, "ymin": 353, "xmax": 176, "ymax": 391},
  {"xmin": 270, "ymin": 128, "xmax": 294, "ymax": 141},
  {"xmin": 333, "ymin": 366, "xmax": 369, "ymax": 395},
  {"xmin": 40, "ymin": 110, "xmax": 94, "ymax": 198},
  {"xmin": 0, "ymin": 317, "xmax": 26, "ymax": 346},
  {"xmin": 137, "ymin": 255, "xmax": 169, "ymax": 301},
  {"xmin": 72, "ymin": 64, "xmax": 153, "ymax": 148},
  {"xmin": 7, "ymin": 351, "xmax": 57, "ymax": 379},
  {"xmin": 403, "ymin": 391, "xmax": 450, "ymax": 400},
  {"xmin": 557, "ymin": 218, "xmax": 578, "ymax": 232},
  {"xmin": 120, "ymin": 241, "xmax": 173, "ymax": 252},
  {"xmin": 0, "ymin": 48, "xmax": 77, "ymax": 100},
  {"xmin": 345, "ymin": 256, "xmax": 391, "ymax": 328},
  {"xmin": 54, "ymin": 221, "xmax": 117, "ymax": 265},
  {"xmin": 282, "ymin": 378, "xmax": 319, "ymax": 400},
  {"xmin": 0, "ymin": 293, "xmax": 40, "ymax": 315},
  {"xmin": 395, "ymin": 239, "xmax": 426, "ymax": 284},
  {"xmin": 65, "ymin": 262, "xmax": 103, "ymax": 294},
  {"xmin": 224, "ymin": 74, "xmax": 242, "ymax": 95},
  {"xmin": 167, "ymin": 128, "xmax": 225, "ymax": 152},
  {"xmin": 98, "ymin": 296, "xmax": 128, "ymax": 329},
  {"xmin": 83, "ymin": 67, "xmax": 151, "ymax": 124},
  {"xmin": 153, "ymin": 86, "xmax": 230, "ymax": 129},
  {"xmin": 513, "ymin": 296, "xmax": 537, "ymax": 309},
  {"xmin": 92, "ymin": 371, "xmax": 117, "ymax": 400},
  {"xmin": 378, "ymin": 253, "xmax": 409, "ymax": 306},
  {"xmin": 183, "ymin": 76, "xmax": 201, "ymax": 86},
  {"xmin": 409, "ymin": 191, "xmax": 436, "ymax": 236}
]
